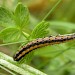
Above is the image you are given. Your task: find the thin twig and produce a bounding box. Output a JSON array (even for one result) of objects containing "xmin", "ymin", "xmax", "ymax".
[{"xmin": 43, "ymin": 0, "xmax": 62, "ymax": 20}]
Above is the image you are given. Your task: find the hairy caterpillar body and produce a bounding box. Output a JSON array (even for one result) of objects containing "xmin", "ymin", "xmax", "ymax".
[{"xmin": 13, "ymin": 33, "xmax": 75, "ymax": 61}]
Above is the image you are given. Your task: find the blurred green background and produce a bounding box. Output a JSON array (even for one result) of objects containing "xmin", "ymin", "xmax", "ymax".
[{"xmin": 0, "ymin": 0, "xmax": 75, "ymax": 75}]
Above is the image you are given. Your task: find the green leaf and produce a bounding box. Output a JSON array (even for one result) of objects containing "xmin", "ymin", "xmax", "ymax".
[
  {"xmin": 64, "ymin": 49, "xmax": 75, "ymax": 61},
  {"xmin": 0, "ymin": 7, "xmax": 15, "ymax": 27},
  {"xmin": 49, "ymin": 58, "xmax": 66, "ymax": 70},
  {"xmin": 0, "ymin": 28, "xmax": 22, "ymax": 43},
  {"xmin": 49, "ymin": 21, "xmax": 75, "ymax": 34},
  {"xmin": 14, "ymin": 3, "xmax": 29, "ymax": 29},
  {"xmin": 30, "ymin": 21, "xmax": 49, "ymax": 39}
]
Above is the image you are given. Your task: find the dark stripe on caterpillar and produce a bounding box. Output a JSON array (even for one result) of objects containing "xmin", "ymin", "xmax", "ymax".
[{"xmin": 13, "ymin": 33, "xmax": 75, "ymax": 61}]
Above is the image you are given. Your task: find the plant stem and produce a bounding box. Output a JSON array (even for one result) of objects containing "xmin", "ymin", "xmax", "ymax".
[
  {"xmin": 0, "ymin": 41, "xmax": 25, "ymax": 46},
  {"xmin": 0, "ymin": 59, "xmax": 31, "ymax": 75},
  {"xmin": 43, "ymin": 0, "xmax": 62, "ymax": 20},
  {"xmin": 0, "ymin": 65, "xmax": 16, "ymax": 75},
  {"xmin": 0, "ymin": 52, "xmax": 47, "ymax": 75},
  {"xmin": 22, "ymin": 31, "xmax": 30, "ymax": 40}
]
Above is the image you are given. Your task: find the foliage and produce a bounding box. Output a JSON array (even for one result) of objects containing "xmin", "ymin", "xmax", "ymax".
[
  {"xmin": 0, "ymin": 0, "xmax": 75, "ymax": 75},
  {"xmin": 0, "ymin": 2, "xmax": 49, "ymax": 75}
]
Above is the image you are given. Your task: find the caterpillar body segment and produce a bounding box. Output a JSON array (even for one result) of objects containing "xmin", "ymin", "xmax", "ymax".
[{"xmin": 13, "ymin": 33, "xmax": 75, "ymax": 61}]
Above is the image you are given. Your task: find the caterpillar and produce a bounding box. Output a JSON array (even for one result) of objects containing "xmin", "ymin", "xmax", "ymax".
[{"xmin": 13, "ymin": 33, "xmax": 75, "ymax": 61}]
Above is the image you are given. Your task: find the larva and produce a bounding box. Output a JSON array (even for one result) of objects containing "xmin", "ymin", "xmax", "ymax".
[{"xmin": 13, "ymin": 33, "xmax": 75, "ymax": 61}]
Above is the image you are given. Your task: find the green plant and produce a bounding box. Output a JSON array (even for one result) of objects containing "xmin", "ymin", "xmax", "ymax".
[
  {"xmin": 0, "ymin": 3, "xmax": 49, "ymax": 75},
  {"xmin": 1, "ymin": 0, "xmax": 75, "ymax": 75}
]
